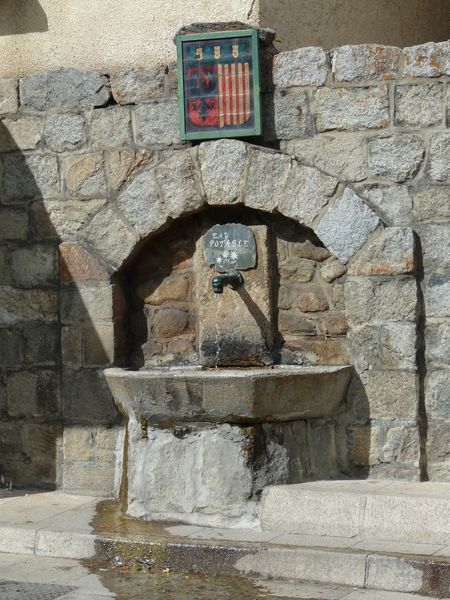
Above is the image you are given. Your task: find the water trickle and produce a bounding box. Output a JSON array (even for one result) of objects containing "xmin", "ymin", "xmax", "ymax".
[{"xmin": 214, "ymin": 294, "xmax": 223, "ymax": 368}]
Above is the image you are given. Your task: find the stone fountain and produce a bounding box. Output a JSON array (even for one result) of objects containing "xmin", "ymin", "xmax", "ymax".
[{"xmin": 105, "ymin": 215, "xmax": 351, "ymax": 528}]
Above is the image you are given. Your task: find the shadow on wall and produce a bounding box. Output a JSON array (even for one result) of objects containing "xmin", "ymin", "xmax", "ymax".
[
  {"xmin": 0, "ymin": 121, "xmax": 119, "ymax": 492},
  {"xmin": 0, "ymin": 0, "xmax": 48, "ymax": 35}
]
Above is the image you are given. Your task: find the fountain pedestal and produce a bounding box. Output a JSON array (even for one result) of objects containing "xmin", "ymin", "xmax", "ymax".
[{"xmin": 105, "ymin": 365, "xmax": 351, "ymax": 527}]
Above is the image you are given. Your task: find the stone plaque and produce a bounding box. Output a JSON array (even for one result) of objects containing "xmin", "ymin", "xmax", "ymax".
[{"xmin": 203, "ymin": 223, "xmax": 256, "ymax": 273}]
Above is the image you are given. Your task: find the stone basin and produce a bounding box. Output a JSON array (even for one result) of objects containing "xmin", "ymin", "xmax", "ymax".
[{"xmin": 104, "ymin": 365, "xmax": 352, "ymax": 425}]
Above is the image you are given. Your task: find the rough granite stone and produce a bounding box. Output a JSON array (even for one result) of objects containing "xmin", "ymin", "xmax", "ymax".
[
  {"xmin": 44, "ymin": 114, "xmax": 86, "ymax": 152},
  {"xmin": 0, "ymin": 78, "xmax": 18, "ymax": 114},
  {"xmin": 0, "ymin": 246, "xmax": 9, "ymax": 283},
  {"xmin": 315, "ymin": 86, "xmax": 389, "ymax": 132},
  {"xmin": 117, "ymin": 165, "xmax": 166, "ymax": 237},
  {"xmin": 30, "ymin": 199, "xmax": 106, "ymax": 240},
  {"xmin": 402, "ymin": 41, "xmax": 450, "ymax": 78},
  {"xmin": 315, "ymin": 188, "xmax": 380, "ymax": 263},
  {"xmin": 0, "ymin": 329, "xmax": 23, "ymax": 367},
  {"xmin": 3, "ymin": 154, "xmax": 59, "ymax": 201},
  {"xmin": 273, "ymin": 90, "xmax": 314, "ymax": 140},
  {"xmin": 111, "ymin": 67, "xmax": 166, "ymax": 104},
  {"xmin": 424, "ymin": 273, "xmax": 450, "ymax": 317},
  {"xmin": 198, "ymin": 139, "xmax": 248, "ymax": 205},
  {"xmin": 280, "ymin": 163, "xmax": 338, "ymax": 226},
  {"xmin": 84, "ymin": 325, "xmax": 115, "ymax": 366},
  {"xmin": 61, "ymin": 284, "xmax": 113, "ymax": 323},
  {"xmin": 63, "ymin": 368, "xmax": 117, "ymax": 423},
  {"xmin": 333, "ymin": 44, "xmax": 400, "ymax": 82},
  {"xmin": 379, "ymin": 322, "xmax": 417, "ymax": 369},
  {"xmin": 360, "ymin": 185, "xmax": 412, "ymax": 226},
  {"xmin": 22, "ymin": 322, "xmax": 59, "ymax": 366},
  {"xmin": 413, "ymin": 187, "xmax": 450, "ymax": 222},
  {"xmin": 428, "ymin": 132, "xmax": 450, "ymax": 182},
  {"xmin": 133, "ymin": 100, "xmax": 179, "ymax": 146},
  {"xmin": 83, "ymin": 206, "xmax": 139, "ymax": 270},
  {"xmin": 365, "ymin": 371, "xmax": 417, "ymax": 420},
  {"xmin": 319, "ymin": 258, "xmax": 347, "ymax": 283},
  {"xmin": 283, "ymin": 135, "xmax": 368, "ymax": 182},
  {"xmin": 11, "ymin": 245, "xmax": 58, "ymax": 287},
  {"xmin": 245, "ymin": 148, "xmax": 292, "ymax": 212},
  {"xmin": 19, "ymin": 68, "xmax": 110, "ymax": 111},
  {"xmin": 90, "ymin": 107, "xmax": 131, "ymax": 150},
  {"xmin": 61, "ymin": 327, "xmax": 82, "ymax": 370},
  {"xmin": 345, "ymin": 278, "xmax": 417, "ymax": 325},
  {"xmin": 395, "ymin": 83, "xmax": 444, "ymax": 128},
  {"xmin": 368, "ymin": 134, "xmax": 424, "ymax": 182},
  {"xmin": 292, "ymin": 241, "xmax": 330, "ymax": 262},
  {"xmin": 0, "ymin": 286, "xmax": 58, "ymax": 324},
  {"xmin": 59, "ymin": 242, "xmax": 108, "ymax": 283},
  {"xmin": 273, "ymin": 47, "xmax": 329, "ymax": 88},
  {"xmin": 417, "ymin": 223, "xmax": 450, "ymax": 270},
  {"xmin": 155, "ymin": 150, "xmax": 205, "ymax": 219},
  {"xmin": 105, "ymin": 149, "xmax": 153, "ymax": 191},
  {"xmin": 0, "ymin": 208, "xmax": 27, "ymax": 240},
  {"xmin": 0, "ymin": 117, "xmax": 42, "ymax": 151},
  {"xmin": 7, "ymin": 370, "xmax": 60, "ymax": 418},
  {"xmin": 348, "ymin": 227, "xmax": 415, "ymax": 276},
  {"xmin": 62, "ymin": 152, "xmax": 107, "ymax": 196},
  {"xmin": 425, "ymin": 371, "xmax": 450, "ymax": 419}
]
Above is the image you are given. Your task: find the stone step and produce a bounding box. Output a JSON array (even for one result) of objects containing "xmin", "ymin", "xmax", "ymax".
[{"xmin": 260, "ymin": 480, "xmax": 450, "ymax": 546}]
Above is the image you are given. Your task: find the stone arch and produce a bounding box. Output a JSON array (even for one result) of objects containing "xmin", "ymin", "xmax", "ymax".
[{"xmin": 79, "ymin": 139, "xmax": 391, "ymax": 273}]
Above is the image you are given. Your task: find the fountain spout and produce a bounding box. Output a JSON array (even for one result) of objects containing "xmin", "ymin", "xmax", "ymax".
[{"xmin": 212, "ymin": 270, "xmax": 244, "ymax": 294}]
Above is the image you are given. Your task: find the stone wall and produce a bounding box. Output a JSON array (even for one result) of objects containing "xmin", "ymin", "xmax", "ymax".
[{"xmin": 0, "ymin": 36, "xmax": 449, "ymax": 493}]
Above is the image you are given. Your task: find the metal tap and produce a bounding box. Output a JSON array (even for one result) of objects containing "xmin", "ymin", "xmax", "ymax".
[{"xmin": 212, "ymin": 270, "xmax": 244, "ymax": 294}]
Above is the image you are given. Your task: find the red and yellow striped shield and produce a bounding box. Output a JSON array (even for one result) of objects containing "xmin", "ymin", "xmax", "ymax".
[{"xmin": 217, "ymin": 63, "xmax": 251, "ymax": 128}]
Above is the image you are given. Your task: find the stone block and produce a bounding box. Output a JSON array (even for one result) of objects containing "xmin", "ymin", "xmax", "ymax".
[
  {"xmin": 89, "ymin": 107, "xmax": 131, "ymax": 150},
  {"xmin": 11, "ymin": 245, "xmax": 58, "ymax": 287},
  {"xmin": 0, "ymin": 286, "xmax": 58, "ymax": 324},
  {"xmin": 425, "ymin": 370, "xmax": 450, "ymax": 419},
  {"xmin": 83, "ymin": 205, "xmax": 138, "ymax": 270},
  {"xmin": 19, "ymin": 68, "xmax": 110, "ymax": 111},
  {"xmin": 62, "ymin": 463, "xmax": 115, "ymax": 497},
  {"xmin": 59, "ymin": 243, "xmax": 108, "ymax": 283},
  {"xmin": 291, "ymin": 240, "xmax": 330, "ymax": 262},
  {"xmin": 426, "ymin": 322, "xmax": 450, "ymax": 367},
  {"xmin": 63, "ymin": 426, "xmax": 95, "ymax": 462},
  {"xmin": 280, "ymin": 163, "xmax": 338, "ymax": 227},
  {"xmin": 316, "ymin": 313, "xmax": 348, "ymax": 335},
  {"xmin": 413, "ymin": 187, "xmax": 450, "ymax": 222},
  {"xmin": 2, "ymin": 154, "xmax": 59, "ymax": 201},
  {"xmin": 368, "ymin": 134, "xmax": 424, "ymax": 182},
  {"xmin": 0, "ymin": 328, "xmax": 23, "ymax": 366},
  {"xmin": 345, "ymin": 278, "xmax": 417, "ymax": 325},
  {"xmin": 283, "ymin": 135, "xmax": 368, "ymax": 182},
  {"xmin": 283, "ymin": 336, "xmax": 349, "ymax": 366},
  {"xmin": 365, "ymin": 555, "xmax": 423, "ymax": 592},
  {"xmin": 245, "ymin": 148, "xmax": 292, "ymax": 212},
  {"xmin": 111, "ymin": 66, "xmax": 166, "ymax": 104},
  {"xmin": 348, "ymin": 325, "xmax": 379, "ymax": 371},
  {"xmin": 417, "ymin": 223, "xmax": 450, "ymax": 270},
  {"xmin": 359, "ymin": 185, "xmax": 412, "ymax": 226},
  {"xmin": 22, "ymin": 322, "xmax": 59, "ymax": 366},
  {"xmin": 63, "ymin": 369, "xmax": 117, "ymax": 423},
  {"xmin": 379, "ymin": 323, "xmax": 417, "ymax": 369},
  {"xmin": 0, "ymin": 78, "xmax": 18, "ymax": 114},
  {"xmin": 62, "ymin": 152, "xmax": 106, "ymax": 196},
  {"xmin": 297, "ymin": 289, "xmax": 329, "ymax": 312},
  {"xmin": 155, "ymin": 151, "xmax": 205, "ymax": 219},
  {"xmin": 61, "ymin": 326, "xmax": 83, "ymax": 370},
  {"xmin": 348, "ymin": 227, "xmax": 415, "ymax": 276},
  {"xmin": 0, "ymin": 208, "xmax": 27, "ymax": 241},
  {"xmin": 428, "ymin": 132, "xmax": 450, "ymax": 182},
  {"xmin": 307, "ymin": 421, "xmax": 339, "ymax": 479},
  {"xmin": 315, "ymin": 86, "xmax": 389, "ymax": 132},
  {"xmin": 424, "ymin": 273, "xmax": 450, "ymax": 317},
  {"xmin": 137, "ymin": 272, "xmax": 191, "ymax": 304},
  {"xmin": 104, "ymin": 149, "xmax": 153, "ymax": 191},
  {"xmin": 61, "ymin": 284, "xmax": 113, "ymax": 323},
  {"xmin": 30, "ymin": 198, "xmax": 106, "ymax": 241},
  {"xmin": 44, "ymin": 114, "xmax": 86, "ymax": 152},
  {"xmin": 151, "ymin": 307, "xmax": 190, "ymax": 340},
  {"xmin": 350, "ymin": 424, "xmax": 380, "ymax": 466},
  {"xmin": 96, "ymin": 425, "xmax": 122, "ymax": 464},
  {"xmin": 273, "ymin": 47, "xmax": 329, "ymax": 88},
  {"xmin": 333, "ymin": 44, "xmax": 400, "ymax": 82},
  {"xmin": 319, "ymin": 258, "xmax": 347, "ymax": 283},
  {"xmin": 273, "ymin": 89, "xmax": 314, "ymax": 140},
  {"xmin": 0, "ymin": 117, "xmax": 42, "ymax": 151},
  {"xmin": 395, "ymin": 83, "xmax": 444, "ymax": 128},
  {"xmin": 402, "ymin": 41, "xmax": 450, "ymax": 78},
  {"xmin": 278, "ymin": 311, "xmax": 316, "ymax": 335},
  {"xmin": 116, "ymin": 165, "xmax": 166, "ymax": 237},
  {"xmin": 315, "ymin": 188, "xmax": 379, "ymax": 263},
  {"xmin": 198, "ymin": 139, "xmax": 248, "ymax": 205},
  {"xmin": 0, "ymin": 246, "xmax": 9, "ymax": 283},
  {"xmin": 83, "ymin": 325, "xmax": 115, "ymax": 366},
  {"xmin": 279, "ymin": 259, "xmax": 315, "ymax": 283},
  {"xmin": 133, "ymin": 100, "xmax": 179, "ymax": 146},
  {"xmin": 7, "ymin": 370, "xmax": 60, "ymax": 418}
]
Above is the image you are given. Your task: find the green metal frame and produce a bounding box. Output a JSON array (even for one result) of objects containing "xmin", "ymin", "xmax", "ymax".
[{"xmin": 176, "ymin": 29, "xmax": 261, "ymax": 141}]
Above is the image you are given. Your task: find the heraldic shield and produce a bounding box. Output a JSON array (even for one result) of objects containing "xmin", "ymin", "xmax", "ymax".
[{"xmin": 177, "ymin": 30, "xmax": 261, "ymax": 140}]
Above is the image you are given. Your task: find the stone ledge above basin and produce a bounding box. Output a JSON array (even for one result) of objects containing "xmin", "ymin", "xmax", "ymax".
[{"xmin": 104, "ymin": 365, "xmax": 352, "ymax": 425}]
